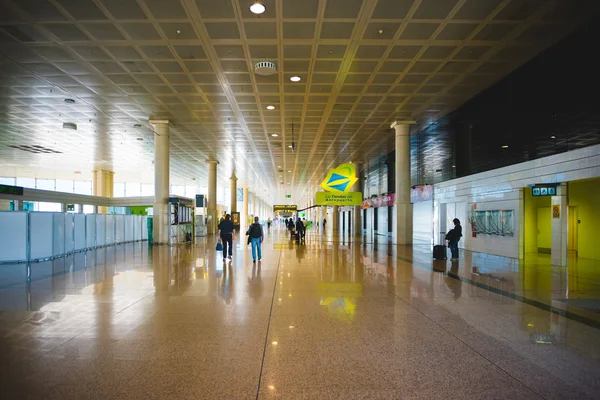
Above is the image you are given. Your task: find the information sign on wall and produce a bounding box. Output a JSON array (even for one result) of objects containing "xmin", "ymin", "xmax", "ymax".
[
  {"xmin": 552, "ymin": 205, "xmax": 560, "ymax": 219},
  {"xmin": 532, "ymin": 184, "xmax": 558, "ymax": 196},
  {"xmin": 316, "ymin": 192, "xmax": 362, "ymax": 206}
]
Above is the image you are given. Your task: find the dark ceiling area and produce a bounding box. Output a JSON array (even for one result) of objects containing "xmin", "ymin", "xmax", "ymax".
[{"xmin": 410, "ymin": 12, "xmax": 600, "ymax": 186}]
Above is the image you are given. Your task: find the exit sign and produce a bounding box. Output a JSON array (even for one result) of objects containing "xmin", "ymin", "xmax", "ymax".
[{"xmin": 285, "ymin": 194, "xmax": 291, "ymax": 198}]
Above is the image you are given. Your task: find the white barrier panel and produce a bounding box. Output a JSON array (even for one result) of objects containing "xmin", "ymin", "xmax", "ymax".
[
  {"xmin": 52, "ymin": 213, "xmax": 65, "ymax": 257},
  {"xmin": 96, "ymin": 214, "xmax": 106, "ymax": 247},
  {"xmin": 30, "ymin": 213, "xmax": 54, "ymax": 260},
  {"xmin": 86, "ymin": 214, "xmax": 96, "ymax": 248},
  {"xmin": 115, "ymin": 215, "xmax": 125, "ymax": 243},
  {"xmin": 74, "ymin": 214, "xmax": 86, "ymax": 251},
  {"xmin": 106, "ymin": 215, "xmax": 115, "ymax": 245},
  {"xmin": 0, "ymin": 212, "xmax": 27, "ymax": 262},
  {"xmin": 142, "ymin": 216, "xmax": 148, "ymax": 240},
  {"xmin": 65, "ymin": 213, "xmax": 75, "ymax": 254},
  {"xmin": 130, "ymin": 216, "xmax": 139, "ymax": 241}
]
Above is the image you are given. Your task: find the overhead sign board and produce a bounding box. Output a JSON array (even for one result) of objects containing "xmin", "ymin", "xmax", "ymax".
[
  {"xmin": 316, "ymin": 192, "xmax": 362, "ymax": 206},
  {"xmin": 320, "ymin": 163, "xmax": 358, "ymax": 193},
  {"xmin": 285, "ymin": 194, "xmax": 291, "ymax": 198},
  {"xmin": 361, "ymin": 193, "xmax": 394, "ymax": 209},
  {"xmin": 0, "ymin": 184, "xmax": 24, "ymax": 196},
  {"xmin": 532, "ymin": 184, "xmax": 558, "ymax": 197},
  {"xmin": 273, "ymin": 204, "xmax": 297, "ymax": 213}
]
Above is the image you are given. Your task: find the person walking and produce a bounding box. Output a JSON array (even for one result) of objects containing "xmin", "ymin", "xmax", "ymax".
[
  {"xmin": 322, "ymin": 218, "xmax": 327, "ymax": 230},
  {"xmin": 246, "ymin": 216, "xmax": 264, "ymax": 262},
  {"xmin": 218, "ymin": 214, "xmax": 235, "ymax": 261},
  {"xmin": 445, "ymin": 218, "xmax": 463, "ymax": 261},
  {"xmin": 295, "ymin": 218, "xmax": 305, "ymax": 242}
]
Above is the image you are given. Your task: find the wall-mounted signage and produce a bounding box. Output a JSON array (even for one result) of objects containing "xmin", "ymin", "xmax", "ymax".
[
  {"xmin": 0, "ymin": 184, "xmax": 24, "ymax": 196},
  {"xmin": 285, "ymin": 194, "xmax": 292, "ymax": 198},
  {"xmin": 552, "ymin": 205, "xmax": 560, "ymax": 219},
  {"xmin": 195, "ymin": 194, "xmax": 205, "ymax": 207},
  {"xmin": 320, "ymin": 163, "xmax": 358, "ymax": 193},
  {"xmin": 66, "ymin": 204, "xmax": 75, "ymax": 211},
  {"xmin": 410, "ymin": 185, "xmax": 433, "ymax": 203},
  {"xmin": 273, "ymin": 205, "xmax": 297, "ymax": 213},
  {"xmin": 232, "ymin": 212, "xmax": 240, "ymax": 227},
  {"xmin": 532, "ymin": 184, "xmax": 558, "ymax": 197},
  {"xmin": 316, "ymin": 192, "xmax": 362, "ymax": 206},
  {"xmin": 361, "ymin": 193, "xmax": 395, "ymax": 209}
]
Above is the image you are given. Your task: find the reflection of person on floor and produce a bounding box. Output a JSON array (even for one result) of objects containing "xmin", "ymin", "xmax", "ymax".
[
  {"xmin": 219, "ymin": 261, "xmax": 234, "ymax": 304},
  {"xmin": 445, "ymin": 262, "xmax": 462, "ymax": 300},
  {"xmin": 445, "ymin": 218, "xmax": 463, "ymax": 261},
  {"xmin": 296, "ymin": 244, "xmax": 306, "ymax": 263},
  {"xmin": 248, "ymin": 261, "xmax": 262, "ymax": 301}
]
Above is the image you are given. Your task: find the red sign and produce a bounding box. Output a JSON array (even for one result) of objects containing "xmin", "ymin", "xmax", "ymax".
[{"xmin": 361, "ymin": 193, "xmax": 395, "ymax": 209}]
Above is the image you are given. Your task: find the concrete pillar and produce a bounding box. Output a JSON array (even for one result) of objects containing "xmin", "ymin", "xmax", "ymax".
[
  {"xmin": 551, "ymin": 183, "xmax": 568, "ymax": 266},
  {"xmin": 230, "ymin": 174, "xmax": 237, "ymax": 213},
  {"xmin": 92, "ymin": 169, "xmax": 114, "ymax": 214},
  {"xmin": 243, "ymin": 187, "xmax": 249, "ymax": 231},
  {"xmin": 207, "ymin": 160, "xmax": 218, "ymax": 235},
  {"xmin": 353, "ymin": 162, "xmax": 363, "ymax": 238},
  {"xmin": 150, "ymin": 120, "xmax": 170, "ymax": 245},
  {"xmin": 392, "ymin": 121, "xmax": 414, "ymax": 245}
]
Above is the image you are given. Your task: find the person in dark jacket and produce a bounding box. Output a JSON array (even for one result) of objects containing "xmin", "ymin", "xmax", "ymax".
[
  {"xmin": 218, "ymin": 214, "xmax": 235, "ymax": 261},
  {"xmin": 295, "ymin": 218, "xmax": 305, "ymax": 242},
  {"xmin": 445, "ymin": 218, "xmax": 462, "ymax": 261},
  {"xmin": 246, "ymin": 217, "xmax": 264, "ymax": 262}
]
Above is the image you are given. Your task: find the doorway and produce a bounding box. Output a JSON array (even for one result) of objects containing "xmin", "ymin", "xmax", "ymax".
[
  {"xmin": 537, "ymin": 207, "xmax": 551, "ymax": 254},
  {"xmin": 568, "ymin": 206, "xmax": 578, "ymax": 253}
]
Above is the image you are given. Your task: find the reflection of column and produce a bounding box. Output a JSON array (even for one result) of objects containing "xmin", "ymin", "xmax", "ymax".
[
  {"xmin": 333, "ymin": 206, "xmax": 339, "ymax": 231},
  {"xmin": 207, "ymin": 160, "xmax": 218, "ymax": 235},
  {"xmin": 92, "ymin": 169, "xmax": 114, "ymax": 214},
  {"xmin": 150, "ymin": 120, "xmax": 170, "ymax": 245},
  {"xmin": 353, "ymin": 162, "xmax": 363, "ymax": 238},
  {"xmin": 392, "ymin": 121, "xmax": 413, "ymax": 245},
  {"xmin": 243, "ymin": 187, "xmax": 249, "ymax": 232},
  {"xmin": 230, "ymin": 174, "xmax": 237, "ymax": 214},
  {"xmin": 551, "ymin": 183, "xmax": 568, "ymax": 266}
]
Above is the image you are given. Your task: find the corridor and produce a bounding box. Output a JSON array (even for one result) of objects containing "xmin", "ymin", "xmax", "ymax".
[{"xmin": 0, "ymin": 226, "xmax": 599, "ymax": 399}]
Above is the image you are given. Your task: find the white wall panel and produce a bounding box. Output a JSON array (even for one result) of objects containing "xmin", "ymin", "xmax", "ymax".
[
  {"xmin": 0, "ymin": 212, "xmax": 27, "ymax": 262},
  {"xmin": 96, "ymin": 214, "xmax": 106, "ymax": 246},
  {"xmin": 64, "ymin": 213, "xmax": 74, "ymax": 254},
  {"xmin": 413, "ymin": 201, "xmax": 433, "ymax": 246},
  {"xmin": 142, "ymin": 216, "xmax": 148, "ymax": 240},
  {"xmin": 105, "ymin": 215, "xmax": 115, "ymax": 245},
  {"xmin": 52, "ymin": 213, "xmax": 65, "ymax": 257},
  {"xmin": 115, "ymin": 215, "xmax": 124, "ymax": 243},
  {"xmin": 30, "ymin": 213, "xmax": 53, "ymax": 260},
  {"xmin": 86, "ymin": 215, "xmax": 96, "ymax": 248},
  {"xmin": 74, "ymin": 214, "xmax": 86, "ymax": 251}
]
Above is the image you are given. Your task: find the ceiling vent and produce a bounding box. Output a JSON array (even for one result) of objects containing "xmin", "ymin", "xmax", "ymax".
[
  {"xmin": 254, "ymin": 61, "xmax": 277, "ymax": 76},
  {"xmin": 63, "ymin": 122, "xmax": 77, "ymax": 130},
  {"xmin": 9, "ymin": 145, "xmax": 62, "ymax": 154}
]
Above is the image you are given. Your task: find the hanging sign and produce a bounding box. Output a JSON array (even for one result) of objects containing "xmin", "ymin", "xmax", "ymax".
[
  {"xmin": 532, "ymin": 184, "xmax": 558, "ymax": 197},
  {"xmin": 320, "ymin": 163, "xmax": 358, "ymax": 193},
  {"xmin": 410, "ymin": 185, "xmax": 433, "ymax": 203},
  {"xmin": 316, "ymin": 192, "xmax": 362, "ymax": 206},
  {"xmin": 552, "ymin": 205, "xmax": 560, "ymax": 219},
  {"xmin": 273, "ymin": 205, "xmax": 297, "ymax": 213},
  {"xmin": 361, "ymin": 193, "xmax": 395, "ymax": 209}
]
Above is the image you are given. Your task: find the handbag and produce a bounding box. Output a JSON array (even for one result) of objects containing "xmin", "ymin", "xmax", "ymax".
[{"xmin": 216, "ymin": 241, "xmax": 223, "ymax": 251}]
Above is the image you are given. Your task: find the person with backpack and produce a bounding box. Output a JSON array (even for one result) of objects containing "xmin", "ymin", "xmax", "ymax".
[
  {"xmin": 246, "ymin": 216, "xmax": 264, "ymax": 262},
  {"xmin": 217, "ymin": 214, "xmax": 235, "ymax": 261},
  {"xmin": 445, "ymin": 218, "xmax": 463, "ymax": 261}
]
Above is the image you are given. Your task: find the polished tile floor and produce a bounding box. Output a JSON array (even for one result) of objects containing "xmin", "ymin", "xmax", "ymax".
[{"xmin": 1, "ymin": 225, "xmax": 599, "ymax": 399}]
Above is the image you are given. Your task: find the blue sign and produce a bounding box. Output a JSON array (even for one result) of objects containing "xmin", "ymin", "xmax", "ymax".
[{"xmin": 532, "ymin": 185, "xmax": 557, "ymax": 197}]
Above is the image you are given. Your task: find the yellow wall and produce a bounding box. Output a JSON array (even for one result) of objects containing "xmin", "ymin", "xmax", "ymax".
[
  {"xmin": 569, "ymin": 178, "xmax": 600, "ymax": 260},
  {"xmin": 537, "ymin": 207, "xmax": 551, "ymax": 250},
  {"xmin": 524, "ymin": 190, "xmax": 538, "ymax": 253},
  {"xmin": 524, "ymin": 191, "xmax": 551, "ymax": 253}
]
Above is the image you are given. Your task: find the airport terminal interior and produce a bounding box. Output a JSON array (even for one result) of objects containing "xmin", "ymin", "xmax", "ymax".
[{"xmin": 1, "ymin": 0, "xmax": 600, "ymax": 399}]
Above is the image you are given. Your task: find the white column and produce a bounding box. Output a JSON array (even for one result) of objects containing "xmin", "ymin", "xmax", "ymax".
[
  {"xmin": 230, "ymin": 174, "xmax": 237, "ymax": 213},
  {"xmin": 207, "ymin": 160, "xmax": 218, "ymax": 235},
  {"xmin": 353, "ymin": 162, "xmax": 363, "ymax": 237},
  {"xmin": 243, "ymin": 187, "xmax": 249, "ymax": 231},
  {"xmin": 150, "ymin": 120, "xmax": 170, "ymax": 245},
  {"xmin": 392, "ymin": 121, "xmax": 414, "ymax": 245},
  {"xmin": 551, "ymin": 183, "xmax": 568, "ymax": 266}
]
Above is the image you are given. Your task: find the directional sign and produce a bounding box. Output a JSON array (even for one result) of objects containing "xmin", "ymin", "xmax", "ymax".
[{"xmin": 273, "ymin": 204, "xmax": 297, "ymax": 213}]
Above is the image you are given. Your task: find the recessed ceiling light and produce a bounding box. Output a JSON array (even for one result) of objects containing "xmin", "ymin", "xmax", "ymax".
[
  {"xmin": 502, "ymin": 145, "xmax": 508, "ymax": 149},
  {"xmin": 288, "ymin": 170, "xmax": 291, "ymax": 173},
  {"xmin": 452, "ymin": 165, "xmax": 456, "ymax": 168},
  {"xmin": 133, "ymin": 124, "xmax": 142, "ymax": 128},
  {"xmin": 64, "ymin": 98, "xmax": 75, "ymax": 104},
  {"xmin": 277, "ymin": 165, "xmax": 281, "ymax": 168},
  {"xmin": 271, "ymin": 133, "xmax": 278, "ymax": 137},
  {"xmin": 550, "ymin": 135, "xmax": 556, "ymax": 139},
  {"xmin": 290, "ymin": 76, "xmax": 301, "ymax": 82},
  {"xmin": 288, "ymin": 145, "xmax": 292, "ymax": 148},
  {"xmin": 266, "ymin": 105, "xmax": 275, "ymax": 110},
  {"xmin": 250, "ymin": 2, "xmax": 265, "ymax": 14},
  {"xmin": 136, "ymin": 137, "xmax": 143, "ymax": 141}
]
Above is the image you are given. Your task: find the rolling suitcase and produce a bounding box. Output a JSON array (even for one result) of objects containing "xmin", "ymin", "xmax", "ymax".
[
  {"xmin": 433, "ymin": 232, "xmax": 447, "ymax": 260},
  {"xmin": 433, "ymin": 245, "xmax": 447, "ymax": 260}
]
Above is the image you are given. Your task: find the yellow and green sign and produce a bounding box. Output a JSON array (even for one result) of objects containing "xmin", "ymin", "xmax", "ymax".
[
  {"xmin": 320, "ymin": 163, "xmax": 358, "ymax": 193},
  {"xmin": 316, "ymin": 192, "xmax": 362, "ymax": 206},
  {"xmin": 273, "ymin": 204, "xmax": 297, "ymax": 213}
]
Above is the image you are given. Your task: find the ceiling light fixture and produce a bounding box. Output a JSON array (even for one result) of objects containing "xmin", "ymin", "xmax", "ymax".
[
  {"xmin": 133, "ymin": 123, "xmax": 142, "ymax": 128},
  {"xmin": 62, "ymin": 122, "xmax": 77, "ymax": 130},
  {"xmin": 64, "ymin": 98, "xmax": 75, "ymax": 104},
  {"xmin": 271, "ymin": 133, "xmax": 278, "ymax": 137},
  {"xmin": 290, "ymin": 76, "xmax": 301, "ymax": 82},
  {"xmin": 136, "ymin": 137, "xmax": 143, "ymax": 141},
  {"xmin": 266, "ymin": 105, "xmax": 275, "ymax": 110},
  {"xmin": 250, "ymin": 2, "xmax": 266, "ymax": 14},
  {"xmin": 550, "ymin": 135, "xmax": 556, "ymax": 139},
  {"xmin": 502, "ymin": 145, "xmax": 508, "ymax": 149}
]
